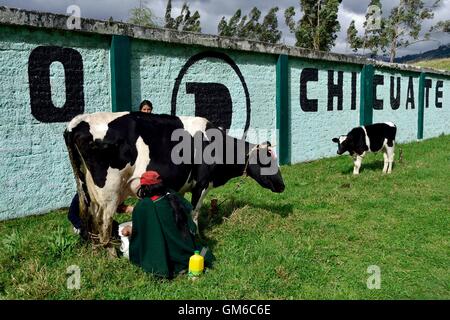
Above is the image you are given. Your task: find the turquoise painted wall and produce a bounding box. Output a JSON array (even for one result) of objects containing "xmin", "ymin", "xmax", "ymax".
[
  {"xmin": 289, "ymin": 59, "xmax": 361, "ymax": 163},
  {"xmin": 372, "ymin": 69, "xmax": 420, "ymax": 143},
  {"xmin": 0, "ymin": 24, "xmax": 449, "ymax": 220},
  {"xmin": 131, "ymin": 40, "xmax": 277, "ymax": 143},
  {"xmin": 0, "ymin": 26, "xmax": 112, "ymax": 220},
  {"xmin": 423, "ymin": 75, "xmax": 450, "ymax": 139}
]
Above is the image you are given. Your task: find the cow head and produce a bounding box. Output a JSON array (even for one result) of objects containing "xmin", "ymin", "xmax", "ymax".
[
  {"xmin": 332, "ymin": 136, "xmax": 354, "ymax": 156},
  {"xmin": 246, "ymin": 142, "xmax": 285, "ymax": 193}
]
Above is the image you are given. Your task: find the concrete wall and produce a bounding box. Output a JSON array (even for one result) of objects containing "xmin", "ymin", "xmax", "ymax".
[
  {"xmin": 372, "ymin": 69, "xmax": 420, "ymax": 143},
  {"xmin": 0, "ymin": 25, "xmax": 111, "ymax": 220},
  {"xmin": 130, "ymin": 40, "xmax": 277, "ymax": 141},
  {"xmin": 289, "ymin": 59, "xmax": 361, "ymax": 162},
  {"xmin": 0, "ymin": 7, "xmax": 449, "ymax": 220},
  {"xmin": 423, "ymin": 74, "xmax": 450, "ymax": 139}
]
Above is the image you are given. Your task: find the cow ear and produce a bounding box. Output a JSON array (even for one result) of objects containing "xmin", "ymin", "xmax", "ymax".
[{"xmin": 332, "ymin": 138, "xmax": 339, "ymax": 143}]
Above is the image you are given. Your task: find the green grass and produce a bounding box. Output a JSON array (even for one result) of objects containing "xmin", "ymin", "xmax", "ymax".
[
  {"xmin": 413, "ymin": 58, "xmax": 450, "ymax": 71},
  {"xmin": 1, "ymin": 135, "xmax": 449, "ymax": 300}
]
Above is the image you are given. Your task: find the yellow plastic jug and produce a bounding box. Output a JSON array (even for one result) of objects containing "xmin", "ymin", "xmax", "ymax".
[{"xmin": 188, "ymin": 250, "xmax": 204, "ymax": 277}]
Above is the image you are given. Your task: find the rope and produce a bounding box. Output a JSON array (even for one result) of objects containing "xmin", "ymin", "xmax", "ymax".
[
  {"xmin": 126, "ymin": 176, "xmax": 141, "ymax": 186},
  {"xmin": 88, "ymin": 232, "xmax": 121, "ymax": 248},
  {"xmin": 214, "ymin": 145, "xmax": 258, "ymax": 208},
  {"xmin": 215, "ymin": 143, "xmax": 277, "ymax": 209}
]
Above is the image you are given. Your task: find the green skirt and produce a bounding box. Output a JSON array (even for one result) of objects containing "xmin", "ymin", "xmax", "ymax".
[{"xmin": 129, "ymin": 193, "xmax": 214, "ymax": 278}]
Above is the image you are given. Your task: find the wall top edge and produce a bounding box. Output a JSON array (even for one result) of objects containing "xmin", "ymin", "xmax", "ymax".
[{"xmin": 1, "ymin": 6, "xmax": 449, "ymax": 77}]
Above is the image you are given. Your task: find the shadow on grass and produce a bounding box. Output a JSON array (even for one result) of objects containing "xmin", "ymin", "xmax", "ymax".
[
  {"xmin": 341, "ymin": 160, "xmax": 386, "ymax": 175},
  {"xmin": 198, "ymin": 197, "xmax": 294, "ymax": 250}
]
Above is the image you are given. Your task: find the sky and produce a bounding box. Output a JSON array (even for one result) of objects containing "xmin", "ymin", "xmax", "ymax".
[{"xmin": 0, "ymin": 0, "xmax": 449, "ymax": 57}]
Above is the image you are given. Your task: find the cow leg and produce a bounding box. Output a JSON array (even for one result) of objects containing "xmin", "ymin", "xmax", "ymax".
[
  {"xmin": 353, "ymin": 155, "xmax": 363, "ymax": 175},
  {"xmin": 382, "ymin": 152, "xmax": 389, "ymax": 174},
  {"xmin": 85, "ymin": 172, "xmax": 127, "ymax": 254},
  {"xmin": 386, "ymin": 145, "xmax": 395, "ymax": 174},
  {"xmin": 89, "ymin": 201, "xmax": 120, "ymax": 256},
  {"xmin": 99, "ymin": 203, "xmax": 119, "ymax": 245},
  {"xmin": 191, "ymin": 184, "xmax": 212, "ymax": 228}
]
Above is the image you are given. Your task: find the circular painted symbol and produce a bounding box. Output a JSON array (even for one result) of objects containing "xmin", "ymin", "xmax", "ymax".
[{"xmin": 171, "ymin": 51, "xmax": 251, "ymax": 138}]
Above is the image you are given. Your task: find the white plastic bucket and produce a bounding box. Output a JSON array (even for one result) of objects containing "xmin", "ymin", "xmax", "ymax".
[{"xmin": 118, "ymin": 221, "xmax": 132, "ymax": 259}]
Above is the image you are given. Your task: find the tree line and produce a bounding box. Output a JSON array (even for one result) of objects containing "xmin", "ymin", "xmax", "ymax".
[{"xmin": 129, "ymin": 0, "xmax": 450, "ymax": 61}]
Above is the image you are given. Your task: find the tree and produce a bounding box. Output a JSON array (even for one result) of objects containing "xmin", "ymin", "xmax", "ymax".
[
  {"xmin": 241, "ymin": 7, "xmax": 262, "ymax": 40},
  {"xmin": 218, "ymin": 7, "xmax": 282, "ymax": 44},
  {"xmin": 260, "ymin": 7, "xmax": 282, "ymax": 43},
  {"xmin": 129, "ymin": 0, "xmax": 158, "ymax": 27},
  {"xmin": 347, "ymin": 0, "xmax": 441, "ymax": 62},
  {"xmin": 346, "ymin": 0, "xmax": 388, "ymax": 57},
  {"xmin": 285, "ymin": 0, "xmax": 342, "ymax": 52},
  {"xmin": 384, "ymin": 0, "xmax": 437, "ymax": 62},
  {"xmin": 362, "ymin": 0, "xmax": 388, "ymax": 56},
  {"xmin": 165, "ymin": 0, "xmax": 176, "ymax": 29},
  {"xmin": 218, "ymin": 10, "xmax": 243, "ymax": 38},
  {"xmin": 347, "ymin": 21, "xmax": 362, "ymax": 52},
  {"xmin": 431, "ymin": 20, "xmax": 450, "ymax": 33},
  {"xmin": 165, "ymin": 0, "xmax": 201, "ymax": 33}
]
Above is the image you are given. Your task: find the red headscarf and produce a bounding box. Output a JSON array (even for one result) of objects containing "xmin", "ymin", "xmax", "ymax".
[{"xmin": 140, "ymin": 171, "xmax": 162, "ymax": 186}]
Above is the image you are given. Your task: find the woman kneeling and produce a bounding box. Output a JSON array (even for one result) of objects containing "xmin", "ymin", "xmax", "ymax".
[{"xmin": 121, "ymin": 171, "xmax": 214, "ymax": 278}]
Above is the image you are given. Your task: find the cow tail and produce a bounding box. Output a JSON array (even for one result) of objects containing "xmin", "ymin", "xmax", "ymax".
[
  {"xmin": 391, "ymin": 124, "xmax": 400, "ymax": 163},
  {"xmin": 398, "ymin": 148, "xmax": 404, "ymax": 163},
  {"xmin": 64, "ymin": 129, "xmax": 90, "ymax": 239}
]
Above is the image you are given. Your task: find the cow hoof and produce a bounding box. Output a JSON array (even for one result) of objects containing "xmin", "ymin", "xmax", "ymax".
[{"xmin": 106, "ymin": 246, "xmax": 118, "ymax": 259}]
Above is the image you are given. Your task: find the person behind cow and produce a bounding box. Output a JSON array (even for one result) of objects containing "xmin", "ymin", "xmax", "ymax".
[
  {"xmin": 115, "ymin": 100, "xmax": 155, "ymax": 215},
  {"xmin": 139, "ymin": 100, "xmax": 153, "ymax": 113},
  {"xmin": 120, "ymin": 171, "xmax": 214, "ymax": 278},
  {"xmin": 68, "ymin": 194, "xmax": 121, "ymax": 239}
]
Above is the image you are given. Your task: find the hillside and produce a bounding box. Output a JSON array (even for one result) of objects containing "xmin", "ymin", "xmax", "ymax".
[
  {"xmin": 396, "ymin": 44, "xmax": 450, "ymax": 63},
  {"xmin": 413, "ymin": 58, "xmax": 450, "ymax": 71},
  {"xmin": 348, "ymin": 44, "xmax": 450, "ymax": 64}
]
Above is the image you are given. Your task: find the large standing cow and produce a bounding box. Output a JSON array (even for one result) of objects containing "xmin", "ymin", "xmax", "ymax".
[{"xmin": 64, "ymin": 112, "xmax": 285, "ymax": 248}]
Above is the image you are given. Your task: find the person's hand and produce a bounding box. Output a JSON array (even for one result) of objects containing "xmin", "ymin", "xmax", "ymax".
[
  {"xmin": 121, "ymin": 225, "xmax": 132, "ymax": 236},
  {"xmin": 117, "ymin": 204, "xmax": 134, "ymax": 214},
  {"xmin": 124, "ymin": 205, "xmax": 134, "ymax": 214}
]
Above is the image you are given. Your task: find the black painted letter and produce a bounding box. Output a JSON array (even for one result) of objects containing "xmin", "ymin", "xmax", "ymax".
[
  {"xmin": 28, "ymin": 46, "xmax": 84, "ymax": 123},
  {"xmin": 327, "ymin": 70, "xmax": 343, "ymax": 111},
  {"xmin": 351, "ymin": 72, "xmax": 357, "ymax": 110},
  {"xmin": 373, "ymin": 75, "xmax": 384, "ymax": 110},
  {"xmin": 300, "ymin": 68, "xmax": 318, "ymax": 112},
  {"xmin": 424, "ymin": 79, "xmax": 432, "ymax": 108},
  {"xmin": 171, "ymin": 51, "xmax": 251, "ymax": 137},
  {"xmin": 436, "ymin": 80, "xmax": 443, "ymax": 108},
  {"xmin": 390, "ymin": 77, "xmax": 401, "ymax": 110},
  {"xmin": 186, "ymin": 82, "xmax": 233, "ymax": 129},
  {"xmin": 406, "ymin": 76, "xmax": 415, "ymax": 109}
]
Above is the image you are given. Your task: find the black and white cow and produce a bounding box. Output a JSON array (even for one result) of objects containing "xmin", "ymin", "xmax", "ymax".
[
  {"xmin": 64, "ymin": 112, "xmax": 285, "ymax": 247},
  {"xmin": 332, "ymin": 122, "xmax": 397, "ymax": 175}
]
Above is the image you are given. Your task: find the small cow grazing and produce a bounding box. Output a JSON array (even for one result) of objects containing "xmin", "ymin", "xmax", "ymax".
[
  {"xmin": 332, "ymin": 122, "xmax": 397, "ymax": 175},
  {"xmin": 64, "ymin": 112, "xmax": 285, "ymax": 250}
]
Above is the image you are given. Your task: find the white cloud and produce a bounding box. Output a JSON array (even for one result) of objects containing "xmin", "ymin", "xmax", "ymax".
[
  {"xmin": 334, "ymin": 4, "xmax": 367, "ymax": 54},
  {"xmin": 335, "ymin": 0, "xmax": 450, "ymax": 56}
]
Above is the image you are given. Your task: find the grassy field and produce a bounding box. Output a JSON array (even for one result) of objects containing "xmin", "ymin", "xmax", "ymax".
[
  {"xmin": 1, "ymin": 135, "xmax": 449, "ymax": 300},
  {"xmin": 413, "ymin": 58, "xmax": 450, "ymax": 71}
]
